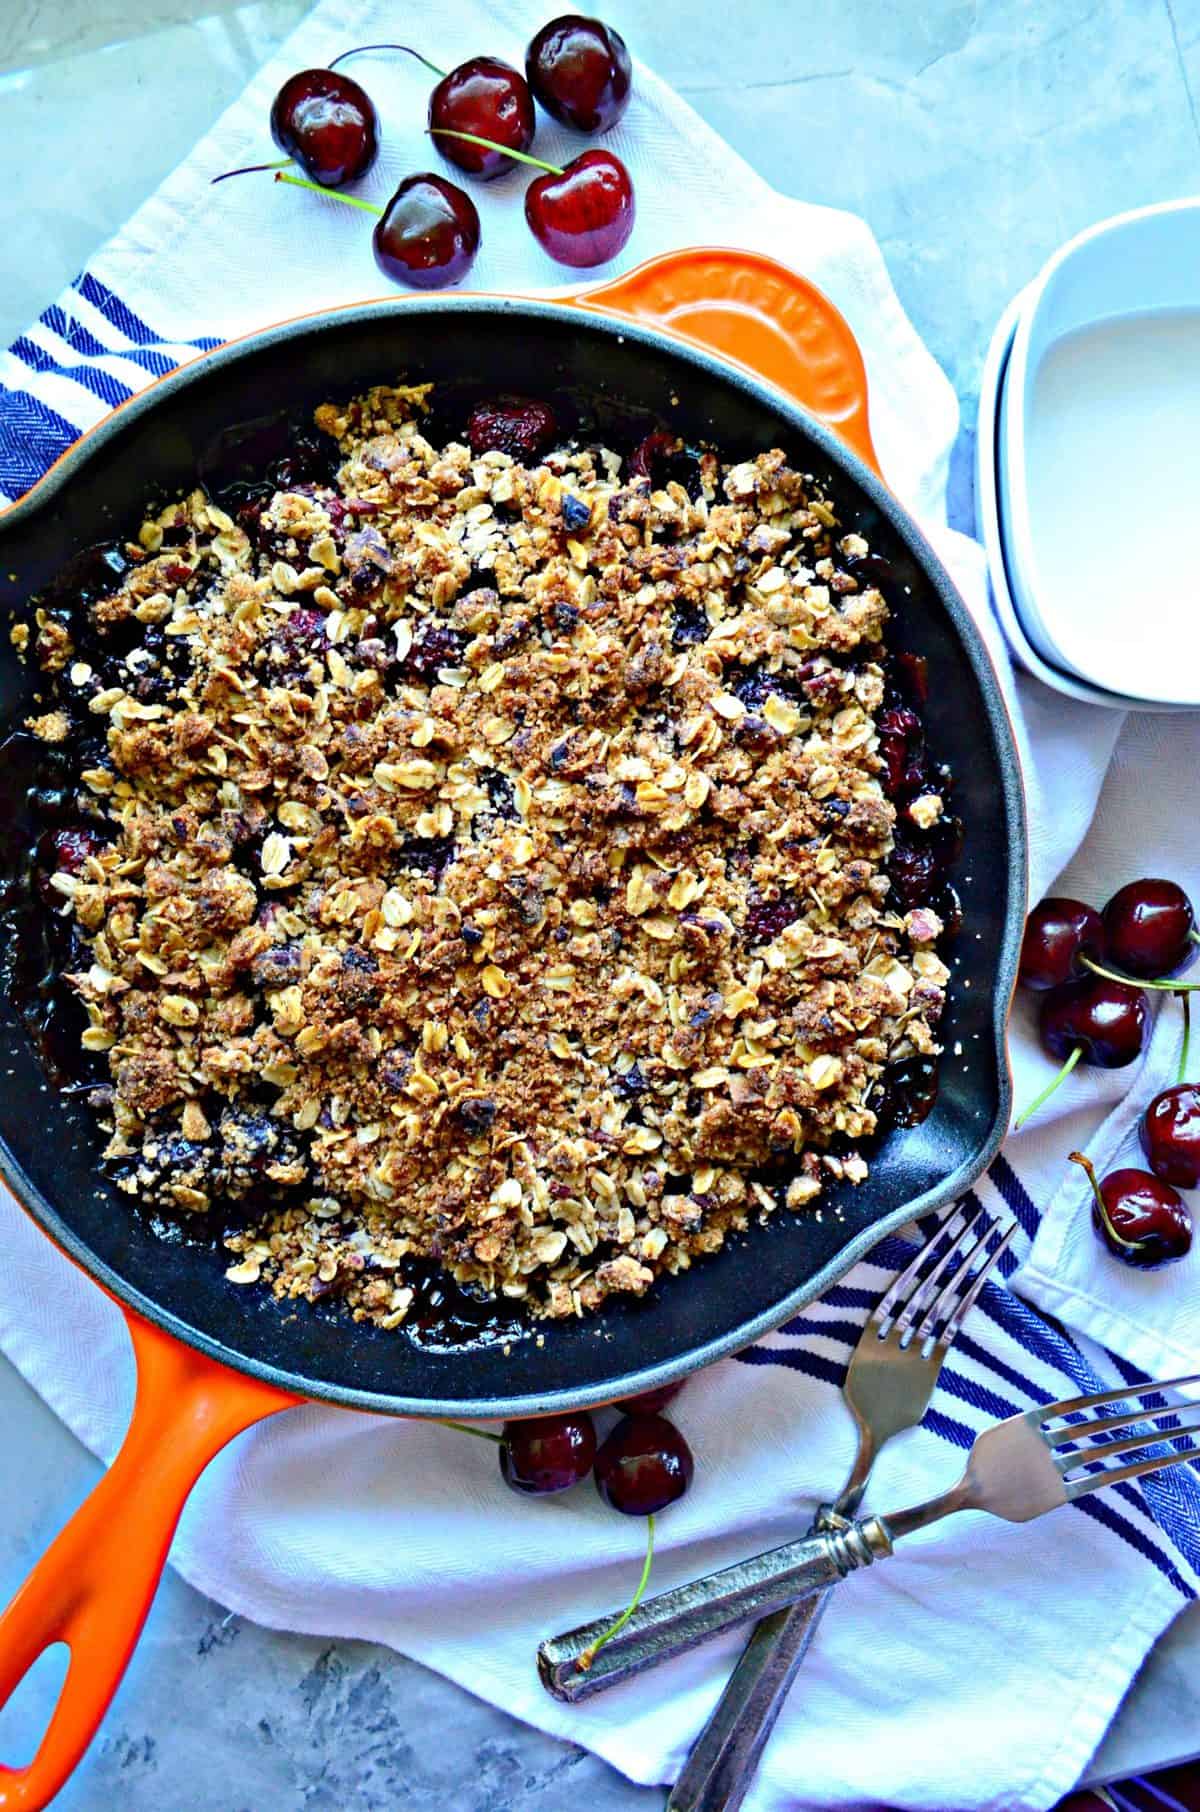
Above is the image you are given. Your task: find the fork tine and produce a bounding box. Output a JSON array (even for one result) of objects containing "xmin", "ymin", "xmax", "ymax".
[
  {"xmin": 1050, "ymin": 1395, "xmax": 1200, "ymax": 1449},
  {"xmin": 890, "ymin": 1204, "xmax": 1000, "ymax": 1341},
  {"xmin": 1039, "ymin": 1371, "xmax": 1200, "ymax": 1426},
  {"xmin": 1064, "ymin": 1444, "xmax": 1200, "ymax": 1500},
  {"xmin": 933, "ymin": 1221, "xmax": 1019, "ymax": 1348},
  {"xmin": 1054, "ymin": 1406, "xmax": 1200, "ymax": 1474},
  {"xmin": 880, "ymin": 1210, "xmax": 993, "ymax": 1340},
  {"xmin": 872, "ymin": 1206, "xmax": 969, "ymax": 1330}
]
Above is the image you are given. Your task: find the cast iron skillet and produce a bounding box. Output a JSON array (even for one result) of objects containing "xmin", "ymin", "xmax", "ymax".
[{"xmin": 0, "ymin": 251, "xmax": 1024, "ymax": 1810}]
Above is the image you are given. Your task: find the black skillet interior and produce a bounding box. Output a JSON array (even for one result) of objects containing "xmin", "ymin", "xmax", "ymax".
[{"xmin": 0, "ymin": 299, "xmax": 1024, "ymax": 1417}]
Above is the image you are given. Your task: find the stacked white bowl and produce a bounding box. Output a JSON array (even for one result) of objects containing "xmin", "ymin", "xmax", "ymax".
[{"xmin": 976, "ymin": 199, "xmax": 1200, "ymax": 712}]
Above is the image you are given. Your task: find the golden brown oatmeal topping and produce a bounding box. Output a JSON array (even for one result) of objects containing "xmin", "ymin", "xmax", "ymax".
[{"xmin": 27, "ymin": 383, "xmax": 950, "ymax": 1325}]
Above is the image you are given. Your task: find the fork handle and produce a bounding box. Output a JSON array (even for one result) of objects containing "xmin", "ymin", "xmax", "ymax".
[
  {"xmin": 537, "ymin": 1519, "xmax": 892, "ymax": 1704},
  {"xmin": 666, "ymin": 1588, "xmax": 833, "ymax": 1812}
]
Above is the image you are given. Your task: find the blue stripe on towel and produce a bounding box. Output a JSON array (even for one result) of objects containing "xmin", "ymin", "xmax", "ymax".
[
  {"xmin": 10, "ymin": 338, "xmax": 133, "ymax": 409},
  {"xmin": 72, "ymin": 273, "xmax": 221, "ymax": 352},
  {"xmin": 0, "ymin": 388, "xmax": 79, "ymax": 496}
]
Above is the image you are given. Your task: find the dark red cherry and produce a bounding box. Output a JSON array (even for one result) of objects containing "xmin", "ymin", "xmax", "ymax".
[
  {"xmin": 1019, "ymin": 897, "xmax": 1106, "ymax": 991},
  {"xmin": 35, "ymin": 825, "xmax": 107, "ymax": 906},
  {"xmin": 1071, "ymin": 1154, "xmax": 1193, "ymax": 1269},
  {"xmin": 618, "ymin": 1380, "xmax": 684, "ymax": 1416},
  {"xmin": 594, "ymin": 1414, "xmax": 694, "ymax": 1516},
  {"xmin": 467, "ymin": 397, "xmax": 558, "ymax": 461},
  {"xmin": 270, "ymin": 70, "xmax": 378, "ymax": 187},
  {"xmin": 1039, "ymin": 976, "xmax": 1147, "ymax": 1068},
  {"xmin": 876, "ymin": 705, "xmax": 927, "ymax": 801},
  {"xmin": 430, "ymin": 57, "xmax": 536, "ymax": 178},
  {"xmin": 1140, "ymin": 1083, "xmax": 1200, "ymax": 1188},
  {"xmin": 525, "ymin": 147, "xmax": 634, "ymax": 268},
  {"xmin": 499, "ymin": 1412, "xmax": 597, "ymax": 1494},
  {"xmin": 372, "ymin": 174, "xmax": 480, "ymax": 289},
  {"xmin": 526, "ymin": 14, "xmax": 632, "ymax": 133},
  {"xmin": 1102, "ymin": 879, "xmax": 1197, "ymax": 979}
]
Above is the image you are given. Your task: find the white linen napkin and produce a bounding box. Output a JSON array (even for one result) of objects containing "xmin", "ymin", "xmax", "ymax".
[{"xmin": 2, "ymin": 4, "xmax": 1198, "ymax": 1809}]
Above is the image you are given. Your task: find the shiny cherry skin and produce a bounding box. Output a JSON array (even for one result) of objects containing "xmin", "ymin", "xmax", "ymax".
[
  {"xmin": 466, "ymin": 397, "xmax": 558, "ymax": 461},
  {"xmin": 1090, "ymin": 1167, "xmax": 1193, "ymax": 1269},
  {"xmin": 372, "ymin": 174, "xmax": 480, "ymax": 289},
  {"xmin": 526, "ymin": 14, "xmax": 632, "ymax": 133},
  {"xmin": 499, "ymin": 1412, "xmax": 597, "ymax": 1494},
  {"xmin": 430, "ymin": 57, "xmax": 536, "ymax": 178},
  {"xmin": 1039, "ymin": 976, "xmax": 1147, "ymax": 1068},
  {"xmin": 270, "ymin": 69, "xmax": 378, "ymax": 187},
  {"xmin": 1140, "ymin": 1083, "xmax": 1200, "ymax": 1188},
  {"xmin": 1019, "ymin": 897, "xmax": 1105, "ymax": 991},
  {"xmin": 618, "ymin": 1380, "xmax": 684, "ymax": 1416},
  {"xmin": 1102, "ymin": 878, "xmax": 1197, "ymax": 979},
  {"xmin": 594, "ymin": 1414, "xmax": 694, "ymax": 1516},
  {"xmin": 525, "ymin": 149, "xmax": 634, "ymax": 268}
]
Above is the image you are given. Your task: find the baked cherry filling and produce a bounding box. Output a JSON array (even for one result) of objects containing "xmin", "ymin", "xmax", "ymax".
[{"xmin": 8, "ymin": 385, "xmax": 958, "ymax": 1332}]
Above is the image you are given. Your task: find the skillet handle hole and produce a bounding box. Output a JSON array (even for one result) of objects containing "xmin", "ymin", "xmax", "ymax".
[{"xmin": 0, "ymin": 1642, "xmax": 70, "ymax": 1771}]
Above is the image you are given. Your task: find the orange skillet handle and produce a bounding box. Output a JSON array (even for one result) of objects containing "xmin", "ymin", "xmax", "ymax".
[
  {"xmin": 0, "ymin": 1309, "xmax": 297, "ymax": 1811},
  {"xmin": 573, "ymin": 246, "xmax": 883, "ymax": 480}
]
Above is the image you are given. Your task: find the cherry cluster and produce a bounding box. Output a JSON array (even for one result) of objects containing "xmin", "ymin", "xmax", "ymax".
[
  {"xmin": 1017, "ymin": 878, "xmax": 1198, "ymax": 1269},
  {"xmin": 215, "ymin": 15, "xmax": 636, "ymax": 285},
  {"xmin": 498, "ymin": 1378, "xmax": 693, "ymax": 1515},
  {"xmin": 442, "ymin": 1379, "xmax": 694, "ymax": 1655}
]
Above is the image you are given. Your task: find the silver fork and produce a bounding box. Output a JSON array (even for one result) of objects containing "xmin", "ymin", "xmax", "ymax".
[
  {"xmin": 540, "ymin": 1202, "xmax": 1014, "ymax": 1710},
  {"xmin": 539, "ymin": 1371, "xmax": 1200, "ymax": 1704},
  {"xmin": 665, "ymin": 1203, "xmax": 1016, "ymax": 1812}
]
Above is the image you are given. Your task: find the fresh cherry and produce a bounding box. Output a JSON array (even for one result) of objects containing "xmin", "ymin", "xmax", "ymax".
[
  {"xmin": 1039, "ymin": 977, "xmax": 1147, "ymax": 1069},
  {"xmin": 594, "ymin": 1414, "xmax": 694, "ymax": 1516},
  {"xmin": 467, "ymin": 397, "xmax": 558, "ymax": 461},
  {"xmin": 1070, "ymin": 1153, "xmax": 1193, "ymax": 1269},
  {"xmin": 1141, "ymin": 1084, "xmax": 1200, "ymax": 1188},
  {"xmin": 1019, "ymin": 897, "xmax": 1106, "ymax": 991},
  {"xmin": 1015, "ymin": 976, "xmax": 1148, "ymax": 1129},
  {"xmin": 430, "ymin": 57, "xmax": 536, "ymax": 178},
  {"xmin": 525, "ymin": 14, "xmax": 632, "ymax": 133},
  {"xmin": 1102, "ymin": 879, "xmax": 1197, "ymax": 980},
  {"xmin": 499, "ymin": 1412, "xmax": 597, "ymax": 1494},
  {"xmin": 617, "ymin": 1380, "xmax": 684, "ymax": 1416},
  {"xmin": 268, "ymin": 70, "xmax": 378, "ymax": 187},
  {"xmin": 525, "ymin": 148, "xmax": 634, "ymax": 267},
  {"xmin": 430, "ymin": 130, "xmax": 635, "ymax": 268},
  {"xmin": 372, "ymin": 173, "xmax": 480, "ymax": 287}
]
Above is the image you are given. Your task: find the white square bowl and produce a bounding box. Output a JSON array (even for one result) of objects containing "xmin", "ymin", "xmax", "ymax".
[{"xmin": 996, "ymin": 198, "xmax": 1200, "ymax": 708}]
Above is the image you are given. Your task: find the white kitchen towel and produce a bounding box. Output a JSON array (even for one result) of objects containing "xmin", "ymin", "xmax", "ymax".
[{"xmin": 2, "ymin": 4, "xmax": 1199, "ymax": 1811}]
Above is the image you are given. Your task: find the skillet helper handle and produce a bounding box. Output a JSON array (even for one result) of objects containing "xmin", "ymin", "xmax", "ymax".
[
  {"xmin": 0, "ymin": 1309, "xmax": 297, "ymax": 1812},
  {"xmin": 577, "ymin": 247, "xmax": 882, "ymax": 479},
  {"xmin": 536, "ymin": 1517, "xmax": 892, "ymax": 1704}
]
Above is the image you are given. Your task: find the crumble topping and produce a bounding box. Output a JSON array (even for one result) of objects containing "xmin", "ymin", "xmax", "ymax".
[{"xmin": 22, "ymin": 383, "xmax": 952, "ymax": 1323}]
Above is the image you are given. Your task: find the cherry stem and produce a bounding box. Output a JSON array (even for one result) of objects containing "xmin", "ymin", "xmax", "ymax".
[
  {"xmin": 1082, "ymin": 955, "xmax": 1200, "ymax": 993},
  {"xmin": 1069, "ymin": 1151, "xmax": 1138, "ymax": 1253},
  {"xmin": 1179, "ymin": 991, "xmax": 1192, "ymax": 1087},
  {"xmin": 211, "ymin": 157, "xmax": 292, "ymax": 185},
  {"xmin": 438, "ymin": 1419, "xmax": 503, "ymax": 1444},
  {"xmin": 1191, "ymin": 928, "xmax": 1200, "ymax": 948},
  {"xmin": 329, "ymin": 43, "xmax": 447, "ymax": 77},
  {"xmin": 577, "ymin": 1515, "xmax": 656, "ymax": 1671},
  {"xmin": 1013, "ymin": 1043, "xmax": 1082, "ymax": 1132},
  {"xmin": 275, "ymin": 170, "xmax": 382, "ymax": 215},
  {"xmin": 430, "ymin": 127, "xmax": 565, "ymax": 176}
]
